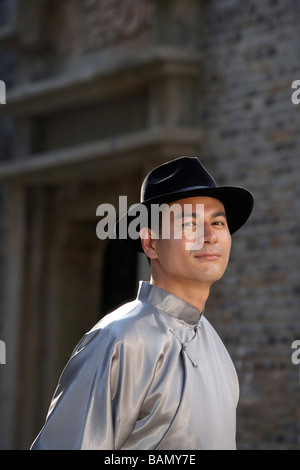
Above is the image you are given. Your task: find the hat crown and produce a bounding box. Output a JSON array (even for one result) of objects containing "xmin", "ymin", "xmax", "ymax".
[{"xmin": 141, "ymin": 156, "xmax": 217, "ymax": 203}]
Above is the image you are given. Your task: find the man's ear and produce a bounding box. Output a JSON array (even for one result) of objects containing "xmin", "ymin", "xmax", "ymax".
[{"xmin": 140, "ymin": 227, "xmax": 158, "ymax": 260}]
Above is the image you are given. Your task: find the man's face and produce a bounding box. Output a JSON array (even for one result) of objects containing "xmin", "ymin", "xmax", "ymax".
[{"xmin": 149, "ymin": 196, "xmax": 232, "ymax": 289}]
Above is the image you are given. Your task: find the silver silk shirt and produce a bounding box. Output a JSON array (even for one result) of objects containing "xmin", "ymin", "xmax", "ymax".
[{"xmin": 31, "ymin": 281, "xmax": 239, "ymax": 450}]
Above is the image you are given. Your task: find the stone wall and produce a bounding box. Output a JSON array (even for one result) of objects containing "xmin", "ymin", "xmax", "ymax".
[
  {"xmin": 0, "ymin": 41, "xmax": 15, "ymax": 351},
  {"xmin": 198, "ymin": 0, "xmax": 300, "ymax": 449}
]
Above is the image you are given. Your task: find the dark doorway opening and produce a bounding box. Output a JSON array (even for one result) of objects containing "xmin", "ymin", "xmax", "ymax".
[{"xmin": 100, "ymin": 238, "xmax": 138, "ymax": 316}]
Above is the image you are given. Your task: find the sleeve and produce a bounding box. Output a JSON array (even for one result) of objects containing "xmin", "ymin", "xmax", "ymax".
[{"xmin": 30, "ymin": 324, "xmax": 153, "ymax": 450}]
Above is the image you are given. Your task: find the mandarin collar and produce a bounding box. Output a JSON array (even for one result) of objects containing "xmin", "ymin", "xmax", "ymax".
[{"xmin": 137, "ymin": 281, "xmax": 202, "ymax": 326}]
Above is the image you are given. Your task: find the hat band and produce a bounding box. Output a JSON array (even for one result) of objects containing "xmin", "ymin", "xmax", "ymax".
[{"xmin": 143, "ymin": 185, "xmax": 217, "ymax": 203}]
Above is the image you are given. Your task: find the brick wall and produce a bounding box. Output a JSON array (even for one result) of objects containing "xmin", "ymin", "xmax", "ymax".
[
  {"xmin": 0, "ymin": 44, "xmax": 15, "ymax": 337},
  {"xmin": 0, "ymin": 188, "xmax": 7, "ymax": 337},
  {"xmin": 198, "ymin": 0, "xmax": 300, "ymax": 449}
]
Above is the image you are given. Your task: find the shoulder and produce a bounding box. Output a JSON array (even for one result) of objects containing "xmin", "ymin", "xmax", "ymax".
[
  {"xmin": 97, "ymin": 298, "xmax": 166, "ymax": 336},
  {"xmin": 73, "ymin": 298, "xmax": 168, "ymax": 359}
]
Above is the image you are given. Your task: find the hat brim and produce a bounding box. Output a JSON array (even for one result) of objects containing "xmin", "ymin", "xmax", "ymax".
[{"xmin": 115, "ymin": 186, "xmax": 254, "ymax": 252}]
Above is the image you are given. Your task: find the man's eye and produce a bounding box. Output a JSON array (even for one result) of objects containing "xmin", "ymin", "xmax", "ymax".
[
  {"xmin": 213, "ymin": 220, "xmax": 225, "ymax": 226},
  {"xmin": 183, "ymin": 221, "xmax": 195, "ymax": 227}
]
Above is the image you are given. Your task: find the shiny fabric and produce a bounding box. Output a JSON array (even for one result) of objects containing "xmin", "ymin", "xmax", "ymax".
[{"xmin": 31, "ymin": 281, "xmax": 239, "ymax": 450}]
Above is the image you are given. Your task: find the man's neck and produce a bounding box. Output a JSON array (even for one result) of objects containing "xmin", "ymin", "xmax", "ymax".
[{"xmin": 150, "ymin": 276, "xmax": 211, "ymax": 314}]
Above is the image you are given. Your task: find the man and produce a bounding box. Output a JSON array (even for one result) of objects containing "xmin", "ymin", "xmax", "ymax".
[{"xmin": 31, "ymin": 156, "xmax": 254, "ymax": 450}]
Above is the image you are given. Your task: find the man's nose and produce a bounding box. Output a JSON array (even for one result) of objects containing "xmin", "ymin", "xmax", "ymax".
[{"xmin": 204, "ymin": 222, "xmax": 217, "ymax": 244}]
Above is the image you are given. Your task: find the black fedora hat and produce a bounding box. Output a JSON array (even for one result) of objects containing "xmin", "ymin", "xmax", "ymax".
[{"xmin": 115, "ymin": 156, "xmax": 254, "ymax": 252}]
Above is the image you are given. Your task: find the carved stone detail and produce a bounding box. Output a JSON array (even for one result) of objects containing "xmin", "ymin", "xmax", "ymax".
[{"xmin": 82, "ymin": 0, "xmax": 155, "ymax": 50}]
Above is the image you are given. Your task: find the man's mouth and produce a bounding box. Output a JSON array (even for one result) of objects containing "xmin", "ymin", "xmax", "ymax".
[{"xmin": 194, "ymin": 251, "xmax": 221, "ymax": 260}]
